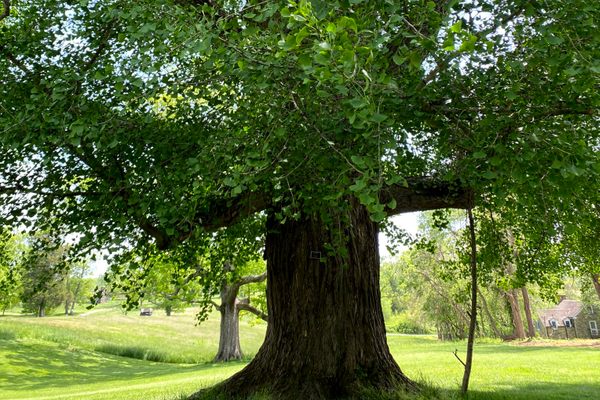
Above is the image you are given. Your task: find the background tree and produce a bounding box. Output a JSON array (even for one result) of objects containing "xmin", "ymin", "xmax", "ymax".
[
  {"xmin": 0, "ymin": 228, "xmax": 25, "ymax": 314},
  {"xmin": 20, "ymin": 238, "xmax": 68, "ymax": 317},
  {"xmin": 213, "ymin": 258, "xmax": 267, "ymax": 362},
  {"xmin": 63, "ymin": 262, "xmax": 95, "ymax": 315},
  {"xmin": 105, "ymin": 222, "xmax": 267, "ymax": 362}
]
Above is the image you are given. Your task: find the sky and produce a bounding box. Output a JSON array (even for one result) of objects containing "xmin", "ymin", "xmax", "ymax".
[{"xmin": 379, "ymin": 212, "xmax": 420, "ymax": 261}]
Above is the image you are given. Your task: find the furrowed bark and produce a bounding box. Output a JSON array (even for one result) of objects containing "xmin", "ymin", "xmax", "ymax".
[
  {"xmin": 521, "ymin": 286, "xmax": 535, "ymax": 338},
  {"xmin": 505, "ymin": 289, "xmax": 525, "ymax": 339},
  {"xmin": 200, "ymin": 199, "xmax": 418, "ymax": 400}
]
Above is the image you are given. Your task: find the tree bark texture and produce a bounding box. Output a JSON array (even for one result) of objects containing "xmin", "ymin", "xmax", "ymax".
[
  {"xmin": 214, "ymin": 271, "xmax": 267, "ymax": 362},
  {"xmin": 592, "ymin": 274, "xmax": 600, "ymax": 301},
  {"xmin": 505, "ymin": 289, "xmax": 525, "ymax": 339},
  {"xmin": 209, "ymin": 200, "xmax": 415, "ymax": 399},
  {"xmin": 520, "ymin": 286, "xmax": 535, "ymax": 338},
  {"xmin": 214, "ymin": 292, "xmax": 243, "ymax": 362}
]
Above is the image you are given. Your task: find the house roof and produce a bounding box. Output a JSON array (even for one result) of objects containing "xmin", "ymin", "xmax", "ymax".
[{"xmin": 538, "ymin": 299, "xmax": 583, "ymax": 327}]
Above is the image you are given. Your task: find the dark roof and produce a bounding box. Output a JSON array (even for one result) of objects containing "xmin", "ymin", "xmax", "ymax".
[{"xmin": 538, "ymin": 299, "xmax": 583, "ymax": 327}]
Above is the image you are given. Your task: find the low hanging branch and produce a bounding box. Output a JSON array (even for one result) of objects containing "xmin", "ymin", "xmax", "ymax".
[{"xmin": 461, "ymin": 208, "xmax": 478, "ymax": 395}]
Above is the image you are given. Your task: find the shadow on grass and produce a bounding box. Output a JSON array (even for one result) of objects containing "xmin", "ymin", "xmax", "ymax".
[{"xmin": 0, "ymin": 339, "xmax": 244, "ymax": 393}]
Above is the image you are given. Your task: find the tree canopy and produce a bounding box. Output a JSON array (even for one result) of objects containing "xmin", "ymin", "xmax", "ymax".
[{"xmin": 1, "ymin": 0, "xmax": 598, "ymax": 398}]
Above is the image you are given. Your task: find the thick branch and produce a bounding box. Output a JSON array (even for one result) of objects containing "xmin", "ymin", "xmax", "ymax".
[
  {"xmin": 230, "ymin": 272, "xmax": 267, "ymax": 294},
  {"xmin": 236, "ymin": 272, "xmax": 267, "ymax": 286},
  {"xmin": 236, "ymin": 299, "xmax": 268, "ymax": 322},
  {"xmin": 191, "ymin": 192, "xmax": 269, "ymax": 233},
  {"xmin": 381, "ymin": 178, "xmax": 474, "ymax": 216},
  {"xmin": 82, "ymin": 22, "xmax": 115, "ymax": 72}
]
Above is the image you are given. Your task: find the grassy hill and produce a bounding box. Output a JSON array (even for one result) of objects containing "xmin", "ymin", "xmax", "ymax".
[{"xmin": 1, "ymin": 305, "xmax": 599, "ymax": 400}]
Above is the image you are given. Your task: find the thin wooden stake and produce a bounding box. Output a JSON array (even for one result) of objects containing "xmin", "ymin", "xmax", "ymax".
[{"xmin": 461, "ymin": 208, "xmax": 478, "ymax": 395}]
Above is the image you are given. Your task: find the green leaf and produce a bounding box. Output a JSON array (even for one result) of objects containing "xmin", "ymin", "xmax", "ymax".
[
  {"xmin": 482, "ymin": 171, "xmax": 497, "ymax": 179},
  {"xmin": 339, "ymin": 16, "xmax": 357, "ymax": 33},
  {"xmin": 370, "ymin": 210, "xmax": 387, "ymax": 222},
  {"xmin": 318, "ymin": 41, "xmax": 331, "ymax": 51},
  {"xmin": 139, "ymin": 23, "xmax": 156, "ymax": 34},
  {"xmin": 348, "ymin": 97, "xmax": 367, "ymax": 109},
  {"xmin": 450, "ymin": 21, "xmax": 462, "ymax": 33},
  {"xmin": 359, "ymin": 192, "xmax": 375, "ymax": 205},
  {"xmin": 370, "ymin": 113, "xmax": 388, "ymax": 123},
  {"xmin": 551, "ymin": 159, "xmax": 562, "ymax": 169},
  {"xmin": 489, "ymin": 157, "xmax": 502, "ymax": 166},
  {"xmin": 350, "ymin": 155, "xmax": 366, "ymax": 168},
  {"xmin": 387, "ymin": 198, "xmax": 397, "ymax": 210},
  {"xmin": 392, "ymin": 53, "xmax": 405, "ymax": 66},
  {"xmin": 349, "ymin": 179, "xmax": 367, "ymax": 192},
  {"xmin": 298, "ymin": 54, "xmax": 312, "ymax": 69},
  {"xmin": 473, "ymin": 151, "xmax": 486, "ymax": 159},
  {"xmin": 546, "ymin": 35, "xmax": 564, "ymax": 45}
]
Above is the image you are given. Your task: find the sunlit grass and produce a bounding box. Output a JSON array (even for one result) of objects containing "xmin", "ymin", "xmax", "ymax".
[
  {"xmin": 0, "ymin": 304, "xmax": 266, "ymax": 364},
  {"xmin": 1, "ymin": 306, "xmax": 599, "ymax": 399}
]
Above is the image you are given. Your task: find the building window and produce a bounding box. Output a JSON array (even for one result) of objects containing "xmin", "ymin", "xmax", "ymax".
[
  {"xmin": 549, "ymin": 319, "xmax": 558, "ymax": 329},
  {"xmin": 564, "ymin": 319, "xmax": 572, "ymax": 328},
  {"xmin": 590, "ymin": 321, "xmax": 598, "ymax": 336}
]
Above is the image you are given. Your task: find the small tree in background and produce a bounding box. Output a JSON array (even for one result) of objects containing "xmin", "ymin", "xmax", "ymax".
[
  {"xmin": 20, "ymin": 239, "xmax": 69, "ymax": 317},
  {"xmin": 64, "ymin": 262, "xmax": 95, "ymax": 315},
  {"xmin": 0, "ymin": 229, "xmax": 25, "ymax": 314}
]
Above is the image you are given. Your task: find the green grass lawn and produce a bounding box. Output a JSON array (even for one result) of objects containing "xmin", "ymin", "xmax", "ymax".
[{"xmin": 1, "ymin": 306, "xmax": 599, "ymax": 400}]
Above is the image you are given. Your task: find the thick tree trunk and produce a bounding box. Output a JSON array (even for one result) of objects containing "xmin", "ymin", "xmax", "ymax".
[
  {"xmin": 214, "ymin": 284, "xmax": 243, "ymax": 362},
  {"xmin": 505, "ymin": 290, "xmax": 525, "ymax": 339},
  {"xmin": 592, "ymin": 274, "xmax": 600, "ymax": 301},
  {"xmin": 207, "ymin": 201, "xmax": 414, "ymax": 399},
  {"xmin": 520, "ymin": 286, "xmax": 535, "ymax": 338}
]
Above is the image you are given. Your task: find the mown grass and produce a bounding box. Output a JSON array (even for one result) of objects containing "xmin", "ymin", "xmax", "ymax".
[
  {"xmin": 1, "ymin": 305, "xmax": 599, "ymax": 400},
  {"xmin": 0, "ymin": 304, "xmax": 266, "ymax": 364}
]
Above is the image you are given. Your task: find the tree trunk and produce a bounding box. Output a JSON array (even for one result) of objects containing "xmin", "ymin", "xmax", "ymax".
[
  {"xmin": 520, "ymin": 286, "xmax": 535, "ymax": 338},
  {"xmin": 165, "ymin": 304, "xmax": 172, "ymax": 316},
  {"xmin": 478, "ymin": 288, "xmax": 501, "ymax": 338},
  {"xmin": 461, "ymin": 208, "xmax": 477, "ymax": 395},
  {"xmin": 592, "ymin": 274, "xmax": 600, "ymax": 301},
  {"xmin": 505, "ymin": 289, "xmax": 525, "ymax": 339},
  {"xmin": 70, "ymin": 280, "xmax": 83, "ymax": 315},
  {"xmin": 206, "ymin": 201, "xmax": 414, "ymax": 399},
  {"xmin": 37, "ymin": 299, "xmax": 45, "ymax": 318},
  {"xmin": 214, "ymin": 284, "xmax": 243, "ymax": 362}
]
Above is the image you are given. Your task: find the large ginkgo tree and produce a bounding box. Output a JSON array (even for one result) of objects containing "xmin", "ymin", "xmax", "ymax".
[{"xmin": 1, "ymin": 0, "xmax": 598, "ymax": 398}]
